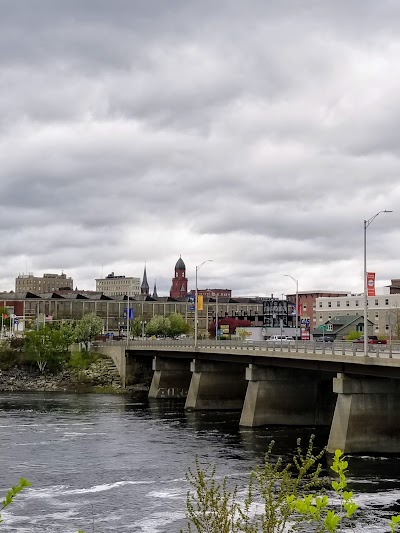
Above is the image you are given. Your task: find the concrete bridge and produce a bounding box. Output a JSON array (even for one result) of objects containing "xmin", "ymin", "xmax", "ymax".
[{"xmin": 95, "ymin": 339, "xmax": 400, "ymax": 454}]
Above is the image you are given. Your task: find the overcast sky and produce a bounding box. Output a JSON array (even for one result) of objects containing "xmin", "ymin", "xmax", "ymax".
[{"xmin": 1, "ymin": 1, "xmax": 399, "ymax": 297}]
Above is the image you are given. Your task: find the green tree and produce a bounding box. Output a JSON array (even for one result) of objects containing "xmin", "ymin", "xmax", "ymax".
[
  {"xmin": 25, "ymin": 326, "xmax": 68, "ymax": 372},
  {"xmin": 131, "ymin": 316, "xmax": 143, "ymax": 338},
  {"xmin": 168, "ymin": 313, "xmax": 190, "ymax": 338},
  {"xmin": 75, "ymin": 313, "xmax": 103, "ymax": 350},
  {"xmin": 345, "ymin": 331, "xmax": 362, "ymax": 341},
  {"xmin": 0, "ymin": 306, "xmax": 12, "ymax": 329},
  {"xmin": 145, "ymin": 315, "xmax": 171, "ymax": 337}
]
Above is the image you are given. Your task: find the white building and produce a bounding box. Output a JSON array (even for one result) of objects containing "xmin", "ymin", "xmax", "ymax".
[
  {"xmin": 95, "ymin": 272, "xmax": 140, "ymax": 297},
  {"xmin": 315, "ymin": 292, "xmax": 400, "ymax": 339}
]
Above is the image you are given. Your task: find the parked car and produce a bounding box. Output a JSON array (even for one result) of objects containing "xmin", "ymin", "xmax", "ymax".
[
  {"xmin": 315, "ymin": 336, "xmax": 334, "ymax": 343},
  {"xmin": 266, "ymin": 335, "xmax": 295, "ymax": 345},
  {"xmin": 353, "ymin": 336, "xmax": 387, "ymax": 345}
]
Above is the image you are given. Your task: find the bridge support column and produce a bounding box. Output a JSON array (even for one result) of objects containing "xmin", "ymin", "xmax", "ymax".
[
  {"xmin": 148, "ymin": 356, "xmax": 192, "ymax": 399},
  {"xmin": 240, "ymin": 365, "xmax": 335, "ymax": 427},
  {"xmin": 327, "ymin": 373, "xmax": 400, "ymax": 453},
  {"xmin": 185, "ymin": 360, "xmax": 247, "ymax": 410}
]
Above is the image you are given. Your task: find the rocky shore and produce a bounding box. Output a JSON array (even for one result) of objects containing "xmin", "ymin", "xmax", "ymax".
[{"xmin": 0, "ymin": 359, "xmax": 148, "ymax": 393}]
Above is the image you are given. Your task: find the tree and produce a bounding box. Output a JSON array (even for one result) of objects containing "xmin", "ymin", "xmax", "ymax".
[
  {"xmin": 168, "ymin": 313, "xmax": 190, "ymax": 338},
  {"xmin": 345, "ymin": 331, "xmax": 362, "ymax": 341},
  {"xmin": 75, "ymin": 313, "xmax": 103, "ymax": 350},
  {"xmin": 0, "ymin": 306, "xmax": 12, "ymax": 329},
  {"xmin": 145, "ymin": 315, "xmax": 171, "ymax": 337},
  {"xmin": 25, "ymin": 326, "xmax": 68, "ymax": 372},
  {"xmin": 208, "ymin": 317, "xmax": 252, "ymax": 338},
  {"xmin": 130, "ymin": 316, "xmax": 143, "ymax": 338}
]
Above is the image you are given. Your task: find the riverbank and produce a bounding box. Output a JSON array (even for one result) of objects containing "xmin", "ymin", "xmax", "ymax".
[{"xmin": 0, "ymin": 359, "xmax": 149, "ymax": 393}]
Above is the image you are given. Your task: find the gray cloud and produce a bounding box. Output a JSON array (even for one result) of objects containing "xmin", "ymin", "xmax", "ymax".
[{"xmin": 0, "ymin": 1, "xmax": 399, "ymax": 295}]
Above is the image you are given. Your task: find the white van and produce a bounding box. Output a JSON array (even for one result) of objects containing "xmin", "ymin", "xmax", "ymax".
[{"xmin": 267, "ymin": 335, "xmax": 294, "ymax": 345}]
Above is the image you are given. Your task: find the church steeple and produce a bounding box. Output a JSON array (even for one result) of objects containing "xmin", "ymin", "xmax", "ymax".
[
  {"xmin": 141, "ymin": 264, "xmax": 149, "ymax": 295},
  {"xmin": 152, "ymin": 279, "xmax": 158, "ymax": 298}
]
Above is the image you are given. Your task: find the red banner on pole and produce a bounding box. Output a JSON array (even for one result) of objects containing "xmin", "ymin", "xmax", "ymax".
[{"xmin": 367, "ymin": 272, "xmax": 375, "ymax": 297}]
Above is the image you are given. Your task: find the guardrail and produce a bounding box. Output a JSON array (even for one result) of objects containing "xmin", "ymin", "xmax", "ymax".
[{"xmin": 93, "ymin": 338, "xmax": 400, "ymax": 358}]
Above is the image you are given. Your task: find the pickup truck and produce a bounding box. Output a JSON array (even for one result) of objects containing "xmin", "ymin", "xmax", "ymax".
[{"xmin": 353, "ymin": 336, "xmax": 387, "ymax": 345}]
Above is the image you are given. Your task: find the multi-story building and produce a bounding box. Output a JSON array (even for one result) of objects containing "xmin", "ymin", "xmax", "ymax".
[
  {"xmin": 286, "ymin": 290, "xmax": 349, "ymax": 329},
  {"xmin": 15, "ymin": 272, "xmax": 73, "ymax": 294},
  {"xmin": 95, "ymin": 272, "xmax": 140, "ymax": 297},
  {"xmin": 315, "ymin": 293, "xmax": 400, "ymax": 339},
  {"xmin": 188, "ymin": 289, "xmax": 232, "ymax": 298}
]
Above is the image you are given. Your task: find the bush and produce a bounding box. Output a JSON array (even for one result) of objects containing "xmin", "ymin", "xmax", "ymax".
[
  {"xmin": 181, "ymin": 438, "xmax": 400, "ymax": 533},
  {"xmin": 67, "ymin": 350, "xmax": 99, "ymax": 370}
]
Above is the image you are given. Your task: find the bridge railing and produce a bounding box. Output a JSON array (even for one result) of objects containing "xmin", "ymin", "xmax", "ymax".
[{"xmin": 93, "ymin": 338, "xmax": 400, "ymax": 358}]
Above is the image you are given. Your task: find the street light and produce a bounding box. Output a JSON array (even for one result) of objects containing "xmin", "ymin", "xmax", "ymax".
[
  {"xmin": 285, "ymin": 274, "xmax": 299, "ymax": 345},
  {"xmin": 195, "ymin": 260, "xmax": 213, "ymax": 349},
  {"xmin": 363, "ymin": 210, "xmax": 393, "ymax": 357}
]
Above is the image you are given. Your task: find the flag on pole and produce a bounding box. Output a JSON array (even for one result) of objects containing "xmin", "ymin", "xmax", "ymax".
[
  {"xmin": 367, "ymin": 272, "xmax": 375, "ymax": 297},
  {"xmin": 197, "ymin": 294, "xmax": 204, "ymax": 311}
]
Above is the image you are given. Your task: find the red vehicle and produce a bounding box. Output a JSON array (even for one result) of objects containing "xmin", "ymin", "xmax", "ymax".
[{"xmin": 353, "ymin": 336, "xmax": 387, "ymax": 345}]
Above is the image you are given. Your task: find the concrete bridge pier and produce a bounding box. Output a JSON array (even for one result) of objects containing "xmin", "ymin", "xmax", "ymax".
[
  {"xmin": 240, "ymin": 365, "xmax": 336, "ymax": 427},
  {"xmin": 185, "ymin": 360, "xmax": 247, "ymax": 410},
  {"xmin": 327, "ymin": 373, "xmax": 400, "ymax": 454},
  {"xmin": 148, "ymin": 356, "xmax": 192, "ymax": 399}
]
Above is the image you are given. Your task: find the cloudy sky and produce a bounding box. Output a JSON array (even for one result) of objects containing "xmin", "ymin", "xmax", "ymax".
[{"xmin": 1, "ymin": 1, "xmax": 399, "ymax": 297}]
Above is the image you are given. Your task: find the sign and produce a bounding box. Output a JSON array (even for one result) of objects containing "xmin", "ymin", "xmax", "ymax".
[
  {"xmin": 319, "ymin": 324, "xmax": 328, "ymax": 331},
  {"xmin": 301, "ymin": 329, "xmax": 310, "ymax": 340},
  {"xmin": 367, "ymin": 272, "xmax": 375, "ymax": 297},
  {"xmin": 123, "ymin": 308, "xmax": 134, "ymax": 319},
  {"xmin": 190, "ymin": 306, "xmax": 195, "ymax": 311},
  {"xmin": 220, "ymin": 324, "xmax": 229, "ymax": 334}
]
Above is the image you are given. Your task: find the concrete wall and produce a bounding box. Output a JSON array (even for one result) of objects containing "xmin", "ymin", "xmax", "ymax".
[
  {"xmin": 148, "ymin": 356, "xmax": 192, "ymax": 399},
  {"xmin": 185, "ymin": 360, "xmax": 248, "ymax": 410},
  {"xmin": 240, "ymin": 365, "xmax": 336, "ymax": 427},
  {"xmin": 327, "ymin": 373, "xmax": 400, "ymax": 453}
]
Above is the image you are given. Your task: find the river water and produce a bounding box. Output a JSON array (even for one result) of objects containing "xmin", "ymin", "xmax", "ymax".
[{"xmin": 0, "ymin": 392, "xmax": 399, "ymax": 532}]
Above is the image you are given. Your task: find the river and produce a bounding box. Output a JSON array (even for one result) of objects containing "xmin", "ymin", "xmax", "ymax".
[{"xmin": 0, "ymin": 392, "xmax": 399, "ymax": 532}]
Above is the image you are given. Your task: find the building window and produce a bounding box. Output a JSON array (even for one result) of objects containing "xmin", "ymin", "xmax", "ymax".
[
  {"xmin": 328, "ymin": 301, "xmax": 332, "ymax": 308},
  {"xmin": 375, "ymin": 299, "xmax": 379, "ymax": 306},
  {"xmin": 385, "ymin": 299, "xmax": 389, "ymax": 305},
  {"xmin": 303, "ymin": 304, "xmax": 307, "ymax": 310},
  {"xmin": 319, "ymin": 315, "xmax": 323, "ymax": 321},
  {"xmin": 386, "ymin": 324, "xmax": 390, "ymax": 331},
  {"xmin": 328, "ymin": 315, "xmax": 332, "ymax": 319},
  {"xmin": 375, "ymin": 312, "xmax": 379, "ymax": 318},
  {"xmin": 337, "ymin": 301, "xmax": 340, "ymax": 307},
  {"xmin": 318, "ymin": 302, "xmax": 322, "ymax": 308},
  {"xmin": 327, "ymin": 324, "xmax": 333, "ymax": 331},
  {"xmin": 355, "ymin": 300, "xmax": 359, "ymax": 307}
]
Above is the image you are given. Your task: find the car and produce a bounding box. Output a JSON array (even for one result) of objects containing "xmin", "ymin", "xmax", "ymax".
[
  {"xmin": 353, "ymin": 336, "xmax": 387, "ymax": 345},
  {"xmin": 315, "ymin": 336, "xmax": 334, "ymax": 343},
  {"xmin": 266, "ymin": 335, "xmax": 295, "ymax": 345}
]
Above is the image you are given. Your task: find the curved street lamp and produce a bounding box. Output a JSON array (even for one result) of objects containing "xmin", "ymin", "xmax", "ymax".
[
  {"xmin": 195, "ymin": 260, "xmax": 213, "ymax": 349},
  {"xmin": 363, "ymin": 210, "xmax": 392, "ymax": 357}
]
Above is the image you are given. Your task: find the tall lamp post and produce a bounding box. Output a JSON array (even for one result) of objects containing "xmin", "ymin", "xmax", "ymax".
[
  {"xmin": 363, "ymin": 210, "xmax": 392, "ymax": 357},
  {"xmin": 285, "ymin": 274, "xmax": 299, "ymax": 344},
  {"xmin": 195, "ymin": 260, "xmax": 212, "ymax": 349}
]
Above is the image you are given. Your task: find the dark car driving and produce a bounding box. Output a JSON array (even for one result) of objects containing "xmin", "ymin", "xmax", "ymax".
[{"xmin": 315, "ymin": 336, "xmax": 334, "ymax": 342}]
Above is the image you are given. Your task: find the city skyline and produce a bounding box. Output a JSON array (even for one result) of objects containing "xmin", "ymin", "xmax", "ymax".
[{"xmin": 1, "ymin": 2, "xmax": 400, "ymax": 296}]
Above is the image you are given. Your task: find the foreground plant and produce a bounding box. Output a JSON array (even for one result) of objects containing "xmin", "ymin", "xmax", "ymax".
[
  {"xmin": 181, "ymin": 435, "xmax": 326, "ymax": 533},
  {"xmin": 181, "ymin": 439, "xmax": 400, "ymax": 533},
  {"xmin": 0, "ymin": 478, "xmax": 30, "ymax": 523}
]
